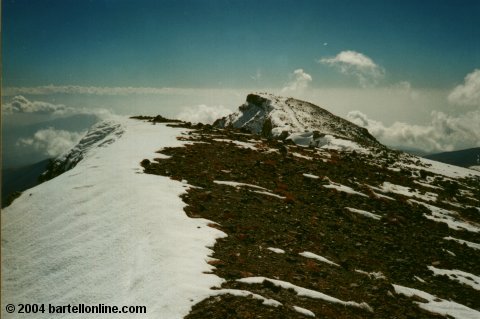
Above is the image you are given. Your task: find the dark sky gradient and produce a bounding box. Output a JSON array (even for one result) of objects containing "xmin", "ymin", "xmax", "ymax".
[{"xmin": 3, "ymin": 0, "xmax": 479, "ymax": 88}]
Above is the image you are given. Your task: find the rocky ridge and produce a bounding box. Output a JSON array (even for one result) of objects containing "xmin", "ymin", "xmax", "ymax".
[{"xmin": 138, "ymin": 94, "xmax": 479, "ymax": 318}]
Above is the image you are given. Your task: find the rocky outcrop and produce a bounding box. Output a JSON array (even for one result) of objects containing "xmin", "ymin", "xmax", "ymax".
[{"xmin": 214, "ymin": 93, "xmax": 381, "ymax": 147}]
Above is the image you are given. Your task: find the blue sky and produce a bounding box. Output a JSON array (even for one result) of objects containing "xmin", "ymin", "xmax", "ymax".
[
  {"xmin": 1, "ymin": 0, "xmax": 480, "ymax": 166},
  {"xmin": 3, "ymin": 0, "xmax": 479, "ymax": 89}
]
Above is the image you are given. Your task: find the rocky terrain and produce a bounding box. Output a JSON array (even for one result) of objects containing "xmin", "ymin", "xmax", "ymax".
[
  {"xmin": 136, "ymin": 94, "xmax": 479, "ymax": 318},
  {"xmin": 214, "ymin": 93, "xmax": 380, "ymax": 148},
  {"xmin": 9, "ymin": 93, "xmax": 479, "ymax": 318}
]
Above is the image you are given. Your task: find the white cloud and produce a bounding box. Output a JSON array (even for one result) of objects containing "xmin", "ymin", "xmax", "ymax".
[
  {"xmin": 2, "ymin": 95, "xmax": 113, "ymax": 119},
  {"xmin": 319, "ymin": 50, "xmax": 384, "ymax": 87},
  {"xmin": 2, "ymin": 95, "xmax": 73, "ymax": 114},
  {"xmin": 448, "ymin": 69, "xmax": 480, "ymax": 108},
  {"xmin": 282, "ymin": 69, "xmax": 313, "ymax": 93},
  {"xmin": 176, "ymin": 104, "xmax": 233, "ymax": 124},
  {"xmin": 347, "ymin": 110, "xmax": 480, "ymax": 153},
  {"xmin": 17, "ymin": 128, "xmax": 85, "ymax": 157}
]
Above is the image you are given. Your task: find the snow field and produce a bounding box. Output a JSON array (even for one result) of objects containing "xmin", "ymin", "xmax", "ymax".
[{"xmin": 1, "ymin": 119, "xmax": 226, "ymax": 319}]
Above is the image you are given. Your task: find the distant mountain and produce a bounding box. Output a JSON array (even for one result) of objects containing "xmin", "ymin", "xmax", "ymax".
[
  {"xmin": 214, "ymin": 93, "xmax": 381, "ymax": 148},
  {"xmin": 424, "ymin": 147, "xmax": 480, "ymax": 168},
  {"xmin": 1, "ymin": 159, "xmax": 50, "ymax": 207}
]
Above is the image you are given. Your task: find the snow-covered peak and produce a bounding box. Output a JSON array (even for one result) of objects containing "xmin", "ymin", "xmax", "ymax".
[
  {"xmin": 214, "ymin": 93, "xmax": 381, "ymax": 148},
  {"xmin": 40, "ymin": 119, "xmax": 125, "ymax": 181}
]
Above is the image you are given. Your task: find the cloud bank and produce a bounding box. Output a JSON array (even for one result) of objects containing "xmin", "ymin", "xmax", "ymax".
[
  {"xmin": 2, "ymin": 95, "xmax": 113, "ymax": 120},
  {"xmin": 17, "ymin": 128, "xmax": 85, "ymax": 157},
  {"xmin": 448, "ymin": 69, "xmax": 480, "ymax": 108},
  {"xmin": 176, "ymin": 104, "xmax": 233, "ymax": 124},
  {"xmin": 282, "ymin": 69, "xmax": 313, "ymax": 93},
  {"xmin": 2, "ymin": 95, "xmax": 73, "ymax": 114},
  {"xmin": 319, "ymin": 50, "xmax": 384, "ymax": 87},
  {"xmin": 347, "ymin": 110, "xmax": 480, "ymax": 153}
]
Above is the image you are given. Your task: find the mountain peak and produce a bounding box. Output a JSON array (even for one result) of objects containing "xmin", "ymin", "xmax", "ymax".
[{"xmin": 214, "ymin": 93, "xmax": 381, "ymax": 148}]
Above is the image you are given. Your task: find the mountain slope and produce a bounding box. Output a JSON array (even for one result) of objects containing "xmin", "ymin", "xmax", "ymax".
[
  {"xmin": 214, "ymin": 92, "xmax": 381, "ymax": 148},
  {"xmin": 2, "ymin": 95, "xmax": 480, "ymax": 319},
  {"xmin": 1, "ymin": 118, "xmax": 225, "ymax": 319},
  {"xmin": 425, "ymin": 147, "xmax": 480, "ymax": 169},
  {"xmin": 142, "ymin": 121, "xmax": 480, "ymax": 319}
]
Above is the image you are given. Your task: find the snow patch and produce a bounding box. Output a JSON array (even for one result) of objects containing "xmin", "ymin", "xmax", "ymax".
[
  {"xmin": 345, "ymin": 207, "xmax": 381, "ymax": 220},
  {"xmin": 293, "ymin": 305, "xmax": 315, "ymax": 317},
  {"xmin": 299, "ymin": 251, "xmax": 339, "ymax": 267},
  {"xmin": 253, "ymin": 190, "xmax": 286, "ymax": 199},
  {"xmin": 237, "ymin": 277, "xmax": 372, "ymax": 311},
  {"xmin": 214, "ymin": 289, "xmax": 282, "ymax": 307},
  {"xmin": 323, "ymin": 179, "xmax": 368, "ymax": 197},
  {"xmin": 401, "ymin": 157, "xmax": 480, "ymax": 179},
  {"xmin": 393, "ymin": 284, "xmax": 480, "ymax": 319},
  {"xmin": 414, "ymin": 276, "xmax": 426, "ymax": 283},
  {"xmin": 413, "ymin": 180, "xmax": 443, "ymax": 190},
  {"xmin": 428, "ymin": 266, "xmax": 480, "ymax": 291},
  {"xmin": 292, "ymin": 152, "xmax": 313, "ymax": 160},
  {"xmin": 444, "ymin": 236, "xmax": 480, "ymax": 250},
  {"xmin": 288, "ymin": 132, "xmax": 368, "ymax": 153},
  {"xmin": 410, "ymin": 200, "xmax": 480, "ymax": 233},
  {"xmin": 213, "ymin": 180, "xmax": 267, "ymax": 190},
  {"xmin": 355, "ymin": 269, "xmax": 386, "ymax": 280},
  {"xmin": 213, "ymin": 138, "xmax": 258, "ymax": 150},
  {"xmin": 267, "ymin": 247, "xmax": 285, "ymax": 254},
  {"xmin": 303, "ymin": 173, "xmax": 320, "ymax": 179},
  {"xmin": 378, "ymin": 182, "xmax": 437, "ymax": 202}
]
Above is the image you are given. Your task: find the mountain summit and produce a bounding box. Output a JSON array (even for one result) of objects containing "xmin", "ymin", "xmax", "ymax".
[{"xmin": 214, "ymin": 92, "xmax": 380, "ymax": 148}]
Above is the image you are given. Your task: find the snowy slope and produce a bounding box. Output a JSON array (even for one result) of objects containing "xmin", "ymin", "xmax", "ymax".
[
  {"xmin": 1, "ymin": 118, "xmax": 226, "ymax": 318},
  {"xmin": 39, "ymin": 120, "xmax": 124, "ymax": 181},
  {"xmin": 214, "ymin": 92, "xmax": 380, "ymax": 147}
]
